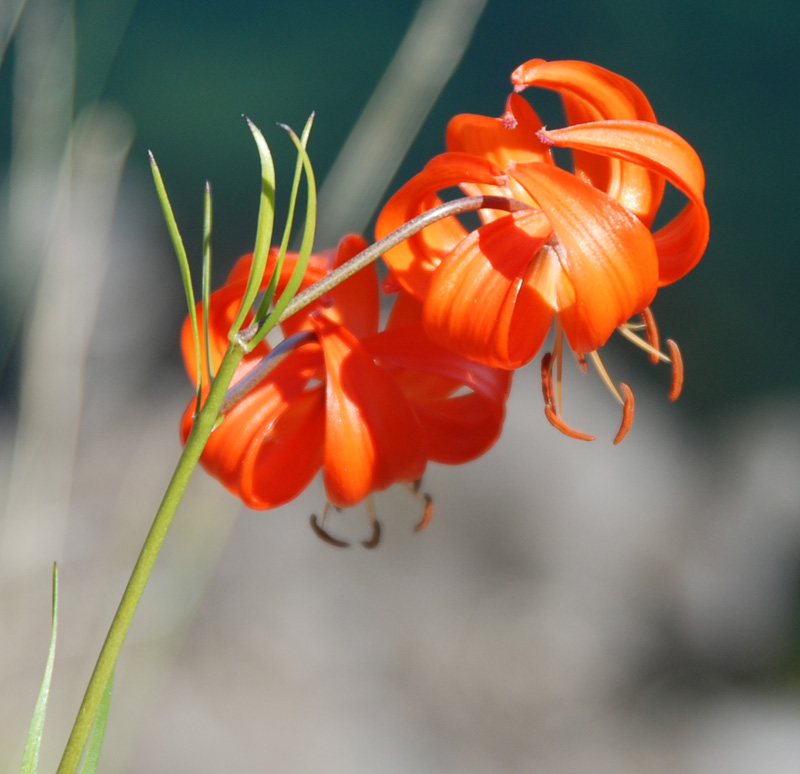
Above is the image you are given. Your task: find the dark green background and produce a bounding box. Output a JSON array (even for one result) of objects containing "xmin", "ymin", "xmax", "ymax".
[{"xmin": 3, "ymin": 0, "xmax": 797, "ymax": 416}]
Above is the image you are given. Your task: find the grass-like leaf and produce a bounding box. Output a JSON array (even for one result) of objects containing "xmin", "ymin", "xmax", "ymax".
[
  {"xmin": 77, "ymin": 670, "xmax": 114, "ymax": 774},
  {"xmin": 19, "ymin": 563, "xmax": 58, "ymax": 774},
  {"xmin": 248, "ymin": 115, "xmax": 317, "ymax": 350},
  {"xmin": 201, "ymin": 181, "xmax": 214, "ymax": 390},
  {"xmin": 149, "ymin": 152, "xmax": 201, "ymax": 397},
  {"xmin": 253, "ymin": 113, "xmax": 315, "ymax": 326},
  {"xmin": 229, "ymin": 117, "xmax": 276, "ymax": 338}
]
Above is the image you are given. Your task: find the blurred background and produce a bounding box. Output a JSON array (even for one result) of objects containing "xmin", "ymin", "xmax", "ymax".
[{"xmin": 1, "ymin": 0, "xmax": 799, "ymax": 771}]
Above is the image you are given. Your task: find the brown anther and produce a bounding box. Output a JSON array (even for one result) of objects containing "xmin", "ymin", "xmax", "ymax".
[
  {"xmin": 414, "ymin": 493, "xmax": 434, "ymax": 533},
  {"xmin": 613, "ymin": 383, "xmax": 635, "ymax": 445},
  {"xmin": 411, "ymin": 478, "xmax": 422, "ymax": 494},
  {"xmin": 640, "ymin": 307, "xmax": 661, "ymax": 364},
  {"xmin": 361, "ymin": 518, "xmax": 382, "ymax": 549},
  {"xmin": 544, "ymin": 404, "xmax": 596, "ymax": 441},
  {"xmin": 540, "ymin": 352, "xmax": 556, "ymax": 404},
  {"xmin": 666, "ymin": 339, "xmax": 684, "ymax": 401},
  {"xmin": 575, "ymin": 351, "xmax": 589, "ymax": 373},
  {"xmin": 309, "ymin": 513, "xmax": 349, "ymax": 548}
]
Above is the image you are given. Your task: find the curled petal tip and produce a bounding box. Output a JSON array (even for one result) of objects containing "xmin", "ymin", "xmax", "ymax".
[
  {"xmin": 501, "ymin": 110, "xmax": 518, "ymax": 130},
  {"xmin": 535, "ymin": 127, "xmax": 556, "ymax": 146}
]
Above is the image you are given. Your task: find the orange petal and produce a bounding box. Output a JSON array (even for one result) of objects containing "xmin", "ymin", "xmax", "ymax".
[
  {"xmin": 182, "ymin": 280, "xmax": 267, "ymax": 383},
  {"xmin": 511, "ymin": 59, "xmax": 657, "ymax": 122},
  {"xmin": 279, "ymin": 234, "xmax": 379, "ymax": 340},
  {"xmin": 511, "ymin": 162, "xmax": 658, "ymax": 353},
  {"xmin": 375, "ymin": 152, "xmax": 505, "ymax": 300},
  {"xmin": 182, "ymin": 345, "xmax": 326, "ymax": 509},
  {"xmin": 539, "ymin": 121, "xmax": 708, "ymax": 285},
  {"xmin": 422, "ymin": 210, "xmax": 556, "ymax": 368},
  {"xmin": 314, "ymin": 315, "xmax": 427, "ymax": 507},
  {"xmin": 512, "ymin": 59, "xmax": 663, "ymax": 220},
  {"xmin": 446, "ymin": 93, "xmax": 552, "ymax": 219},
  {"xmin": 364, "ymin": 322, "xmax": 511, "ymax": 463}
]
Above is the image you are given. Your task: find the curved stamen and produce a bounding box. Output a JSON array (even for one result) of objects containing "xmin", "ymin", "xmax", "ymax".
[
  {"xmin": 414, "ymin": 494, "xmax": 434, "ymax": 533},
  {"xmin": 588, "ymin": 351, "xmax": 623, "ymax": 404},
  {"xmin": 613, "ymin": 383, "xmax": 635, "ymax": 445},
  {"xmin": 540, "ymin": 353, "xmax": 595, "ymax": 441},
  {"xmin": 666, "ymin": 339, "xmax": 684, "ymax": 401},
  {"xmin": 640, "ymin": 307, "xmax": 661, "ymax": 364},
  {"xmin": 361, "ymin": 497, "xmax": 382, "ymax": 549},
  {"xmin": 310, "ymin": 515, "xmax": 350, "ymax": 548},
  {"xmin": 309, "ymin": 503, "xmax": 349, "ymax": 548},
  {"xmin": 616, "ymin": 325, "xmax": 670, "ymax": 364}
]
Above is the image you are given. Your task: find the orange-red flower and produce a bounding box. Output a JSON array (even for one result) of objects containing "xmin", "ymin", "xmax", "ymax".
[
  {"xmin": 376, "ymin": 58, "xmax": 708, "ymax": 440},
  {"xmin": 180, "ymin": 235, "xmax": 511, "ymax": 516}
]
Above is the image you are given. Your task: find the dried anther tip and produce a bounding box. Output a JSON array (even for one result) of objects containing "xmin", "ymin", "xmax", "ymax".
[
  {"xmin": 361, "ymin": 518, "xmax": 382, "ymax": 549},
  {"xmin": 414, "ymin": 494, "xmax": 434, "ymax": 533},
  {"xmin": 613, "ymin": 383, "xmax": 635, "ymax": 445},
  {"xmin": 309, "ymin": 514, "xmax": 349, "ymax": 548},
  {"xmin": 666, "ymin": 339, "xmax": 684, "ymax": 401},
  {"xmin": 540, "ymin": 352, "xmax": 555, "ymax": 404}
]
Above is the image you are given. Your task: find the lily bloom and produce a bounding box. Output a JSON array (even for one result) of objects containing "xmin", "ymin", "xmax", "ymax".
[
  {"xmin": 376, "ymin": 58, "xmax": 708, "ymax": 441},
  {"xmin": 180, "ymin": 235, "xmax": 510, "ymax": 538}
]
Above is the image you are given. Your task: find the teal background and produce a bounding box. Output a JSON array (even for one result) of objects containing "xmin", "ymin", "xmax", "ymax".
[{"xmin": 2, "ymin": 0, "xmax": 797, "ymax": 415}]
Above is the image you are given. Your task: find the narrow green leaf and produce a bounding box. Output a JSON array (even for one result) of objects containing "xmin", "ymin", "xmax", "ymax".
[
  {"xmin": 253, "ymin": 113, "xmax": 315, "ymax": 325},
  {"xmin": 77, "ymin": 670, "xmax": 114, "ymax": 774},
  {"xmin": 201, "ymin": 181, "xmax": 214, "ymax": 392},
  {"xmin": 229, "ymin": 117, "xmax": 276, "ymax": 338},
  {"xmin": 20, "ymin": 563, "xmax": 59, "ymax": 774},
  {"xmin": 248, "ymin": 115, "xmax": 317, "ymax": 351},
  {"xmin": 149, "ymin": 152, "xmax": 201, "ymax": 397}
]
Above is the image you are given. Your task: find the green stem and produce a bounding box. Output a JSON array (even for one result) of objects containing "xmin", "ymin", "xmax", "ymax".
[{"xmin": 56, "ymin": 343, "xmax": 245, "ymax": 774}]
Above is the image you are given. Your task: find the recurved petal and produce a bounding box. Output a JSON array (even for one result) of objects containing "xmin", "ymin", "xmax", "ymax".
[
  {"xmin": 314, "ymin": 315, "xmax": 427, "ymax": 507},
  {"xmin": 511, "ymin": 59, "xmax": 657, "ymax": 122},
  {"xmin": 365, "ymin": 322, "xmax": 511, "ymax": 463},
  {"xmin": 278, "ymin": 234, "xmax": 379, "ymax": 340},
  {"xmin": 375, "ymin": 152, "xmax": 505, "ymax": 300},
  {"xmin": 237, "ymin": 389, "xmax": 326, "ymax": 509},
  {"xmin": 512, "ymin": 59, "xmax": 660, "ymax": 209},
  {"xmin": 182, "ymin": 345, "xmax": 325, "ymax": 509},
  {"xmin": 446, "ymin": 93, "xmax": 552, "ymax": 219},
  {"xmin": 423, "ymin": 210, "xmax": 556, "ymax": 369},
  {"xmin": 322, "ymin": 234, "xmax": 378, "ymax": 338},
  {"xmin": 511, "ymin": 162, "xmax": 658, "ymax": 353},
  {"xmin": 538, "ymin": 119, "xmax": 663, "ymax": 225},
  {"xmin": 539, "ymin": 121, "xmax": 709, "ymax": 284}
]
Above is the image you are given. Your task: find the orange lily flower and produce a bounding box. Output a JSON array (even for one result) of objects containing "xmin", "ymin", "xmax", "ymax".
[
  {"xmin": 180, "ymin": 235, "xmax": 511, "ymax": 522},
  {"xmin": 376, "ymin": 58, "xmax": 708, "ymax": 441}
]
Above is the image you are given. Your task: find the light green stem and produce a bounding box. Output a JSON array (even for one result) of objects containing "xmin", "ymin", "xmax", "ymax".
[{"xmin": 55, "ymin": 343, "xmax": 245, "ymax": 774}]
